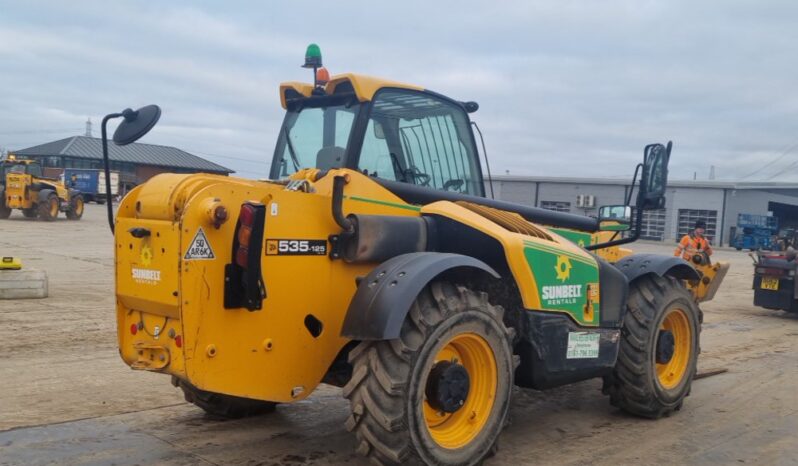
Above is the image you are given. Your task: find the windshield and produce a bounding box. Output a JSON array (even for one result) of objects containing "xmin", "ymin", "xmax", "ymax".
[
  {"xmin": 272, "ymin": 103, "xmax": 359, "ymax": 178},
  {"xmin": 1, "ymin": 164, "xmax": 26, "ymax": 181},
  {"xmin": 360, "ymin": 89, "xmax": 482, "ymax": 195}
]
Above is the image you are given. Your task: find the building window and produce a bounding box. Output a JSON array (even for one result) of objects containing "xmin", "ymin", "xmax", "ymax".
[
  {"xmin": 640, "ymin": 209, "xmax": 666, "ymax": 241},
  {"xmin": 540, "ymin": 200, "xmax": 571, "ymax": 213},
  {"xmin": 677, "ymin": 209, "xmax": 717, "ymax": 242}
]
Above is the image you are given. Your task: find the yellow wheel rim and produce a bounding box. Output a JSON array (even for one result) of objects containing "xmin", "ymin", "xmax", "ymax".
[
  {"xmin": 50, "ymin": 199, "xmax": 58, "ymax": 216},
  {"xmin": 423, "ymin": 333, "xmax": 497, "ymax": 449},
  {"xmin": 656, "ymin": 308, "xmax": 692, "ymax": 390},
  {"xmin": 75, "ymin": 199, "xmax": 84, "ymax": 215}
]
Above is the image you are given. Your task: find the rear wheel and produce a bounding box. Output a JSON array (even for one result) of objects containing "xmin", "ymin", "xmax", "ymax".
[
  {"xmin": 605, "ymin": 275, "xmax": 700, "ymax": 418},
  {"xmin": 66, "ymin": 195, "xmax": 84, "ymax": 220},
  {"xmin": 173, "ymin": 377, "xmax": 277, "ymax": 418},
  {"xmin": 22, "ymin": 208, "xmax": 37, "ymax": 218},
  {"xmin": 343, "ymin": 282, "xmax": 515, "ymax": 466},
  {"xmin": 0, "ymin": 203, "xmax": 10, "ymax": 219},
  {"xmin": 38, "ymin": 193, "xmax": 59, "ymax": 221}
]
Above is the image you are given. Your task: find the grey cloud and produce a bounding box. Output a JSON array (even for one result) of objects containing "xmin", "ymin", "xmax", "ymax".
[{"xmin": 1, "ymin": 0, "xmax": 798, "ymax": 180}]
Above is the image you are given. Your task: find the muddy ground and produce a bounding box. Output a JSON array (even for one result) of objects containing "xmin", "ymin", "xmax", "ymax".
[{"xmin": 1, "ymin": 204, "xmax": 796, "ymax": 465}]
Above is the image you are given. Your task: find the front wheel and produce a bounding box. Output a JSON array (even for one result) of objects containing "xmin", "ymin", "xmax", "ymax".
[
  {"xmin": 38, "ymin": 193, "xmax": 59, "ymax": 221},
  {"xmin": 343, "ymin": 282, "xmax": 515, "ymax": 466},
  {"xmin": 605, "ymin": 275, "xmax": 700, "ymax": 418},
  {"xmin": 66, "ymin": 194, "xmax": 84, "ymax": 220}
]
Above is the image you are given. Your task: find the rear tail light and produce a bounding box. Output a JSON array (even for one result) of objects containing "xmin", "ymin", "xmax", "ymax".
[
  {"xmin": 224, "ymin": 202, "xmax": 267, "ymax": 311},
  {"xmin": 756, "ymin": 267, "xmax": 786, "ymax": 276}
]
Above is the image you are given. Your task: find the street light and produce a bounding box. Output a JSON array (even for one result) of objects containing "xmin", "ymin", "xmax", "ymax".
[{"xmin": 101, "ymin": 105, "xmax": 161, "ymax": 233}]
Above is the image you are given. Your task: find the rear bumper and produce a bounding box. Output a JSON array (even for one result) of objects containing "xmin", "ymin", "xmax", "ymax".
[{"xmin": 753, "ymin": 276, "xmax": 798, "ymax": 312}]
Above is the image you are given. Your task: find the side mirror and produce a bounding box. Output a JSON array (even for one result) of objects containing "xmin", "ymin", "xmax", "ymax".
[
  {"xmin": 101, "ymin": 104, "xmax": 161, "ymax": 233},
  {"xmin": 598, "ymin": 205, "xmax": 632, "ymax": 231},
  {"xmin": 113, "ymin": 105, "xmax": 161, "ymax": 146},
  {"xmin": 639, "ymin": 141, "xmax": 671, "ymax": 210}
]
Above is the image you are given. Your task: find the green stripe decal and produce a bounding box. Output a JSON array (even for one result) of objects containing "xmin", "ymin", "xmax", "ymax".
[
  {"xmin": 523, "ymin": 241, "xmax": 596, "ymax": 266},
  {"xmin": 346, "ymin": 196, "xmax": 421, "ymax": 212}
]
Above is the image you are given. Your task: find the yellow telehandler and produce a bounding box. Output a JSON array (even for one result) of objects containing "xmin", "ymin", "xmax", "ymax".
[
  {"xmin": 0, "ymin": 156, "xmax": 84, "ymax": 220},
  {"xmin": 103, "ymin": 45, "xmax": 724, "ymax": 465}
]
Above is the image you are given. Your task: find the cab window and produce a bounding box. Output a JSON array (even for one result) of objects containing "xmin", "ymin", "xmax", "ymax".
[
  {"xmin": 360, "ymin": 89, "xmax": 481, "ymax": 195},
  {"xmin": 27, "ymin": 163, "xmax": 42, "ymax": 178},
  {"xmin": 274, "ymin": 104, "xmax": 358, "ymax": 177}
]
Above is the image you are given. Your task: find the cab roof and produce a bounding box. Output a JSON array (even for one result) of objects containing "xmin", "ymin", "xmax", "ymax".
[{"xmin": 279, "ymin": 73, "xmax": 423, "ymax": 109}]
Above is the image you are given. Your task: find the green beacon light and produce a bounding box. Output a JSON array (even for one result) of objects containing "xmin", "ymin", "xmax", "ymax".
[
  {"xmin": 303, "ymin": 43, "xmax": 322, "ymax": 69},
  {"xmin": 303, "ymin": 43, "xmax": 324, "ymax": 90}
]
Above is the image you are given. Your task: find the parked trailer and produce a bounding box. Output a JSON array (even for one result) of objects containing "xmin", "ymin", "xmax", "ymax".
[{"xmin": 63, "ymin": 169, "xmax": 119, "ymax": 204}]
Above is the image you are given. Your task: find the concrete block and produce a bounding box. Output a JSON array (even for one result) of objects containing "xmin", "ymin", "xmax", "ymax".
[{"xmin": 0, "ymin": 269, "xmax": 48, "ymax": 299}]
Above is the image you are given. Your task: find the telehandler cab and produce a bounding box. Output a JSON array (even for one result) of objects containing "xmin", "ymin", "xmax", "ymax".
[
  {"xmin": 107, "ymin": 45, "xmax": 708, "ymax": 465},
  {"xmin": 0, "ymin": 156, "xmax": 84, "ymax": 221}
]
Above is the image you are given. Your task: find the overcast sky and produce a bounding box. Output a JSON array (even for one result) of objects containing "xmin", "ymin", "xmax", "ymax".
[{"xmin": 2, "ymin": 1, "xmax": 798, "ymax": 181}]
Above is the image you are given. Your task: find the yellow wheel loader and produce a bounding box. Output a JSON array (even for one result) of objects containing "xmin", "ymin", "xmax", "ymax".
[
  {"xmin": 105, "ymin": 45, "xmax": 723, "ymax": 465},
  {"xmin": 0, "ymin": 156, "xmax": 84, "ymax": 221}
]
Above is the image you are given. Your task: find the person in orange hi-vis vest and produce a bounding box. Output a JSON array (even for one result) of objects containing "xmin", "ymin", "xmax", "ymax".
[{"xmin": 674, "ymin": 220, "xmax": 713, "ymax": 260}]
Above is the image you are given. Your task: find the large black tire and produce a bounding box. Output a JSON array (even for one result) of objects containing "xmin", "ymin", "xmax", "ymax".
[
  {"xmin": 66, "ymin": 194, "xmax": 84, "ymax": 220},
  {"xmin": 22, "ymin": 208, "xmax": 37, "ymax": 218},
  {"xmin": 605, "ymin": 275, "xmax": 701, "ymax": 418},
  {"xmin": 172, "ymin": 377, "xmax": 277, "ymax": 418},
  {"xmin": 343, "ymin": 282, "xmax": 515, "ymax": 466},
  {"xmin": 0, "ymin": 203, "xmax": 10, "ymax": 219},
  {"xmin": 38, "ymin": 193, "xmax": 59, "ymax": 221}
]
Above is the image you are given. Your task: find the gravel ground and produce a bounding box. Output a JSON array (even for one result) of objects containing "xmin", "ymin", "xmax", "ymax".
[{"xmin": 1, "ymin": 203, "xmax": 796, "ymax": 465}]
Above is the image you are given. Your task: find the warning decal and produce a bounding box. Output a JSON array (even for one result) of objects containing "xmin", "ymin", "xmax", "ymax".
[{"xmin": 184, "ymin": 227, "xmax": 215, "ymax": 260}]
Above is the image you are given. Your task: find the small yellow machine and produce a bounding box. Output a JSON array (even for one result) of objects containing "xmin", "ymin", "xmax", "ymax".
[
  {"xmin": 0, "ymin": 257, "xmax": 22, "ymax": 270},
  {"xmin": 105, "ymin": 45, "xmax": 723, "ymax": 465},
  {"xmin": 0, "ymin": 156, "xmax": 84, "ymax": 221}
]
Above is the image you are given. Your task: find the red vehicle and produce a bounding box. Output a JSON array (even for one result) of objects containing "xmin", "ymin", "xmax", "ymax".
[{"xmin": 753, "ymin": 249, "xmax": 798, "ymax": 313}]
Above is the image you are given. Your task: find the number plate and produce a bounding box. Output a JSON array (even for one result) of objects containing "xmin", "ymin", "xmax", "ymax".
[{"xmin": 761, "ymin": 276, "xmax": 779, "ymax": 291}]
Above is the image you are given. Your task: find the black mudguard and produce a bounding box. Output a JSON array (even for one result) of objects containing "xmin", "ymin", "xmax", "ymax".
[
  {"xmin": 37, "ymin": 188, "xmax": 55, "ymax": 203},
  {"xmin": 340, "ymin": 252, "xmax": 499, "ymax": 340},
  {"xmin": 614, "ymin": 253, "xmax": 699, "ymax": 283}
]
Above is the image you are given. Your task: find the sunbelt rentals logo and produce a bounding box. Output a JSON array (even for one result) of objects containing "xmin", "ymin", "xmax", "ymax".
[
  {"xmin": 541, "ymin": 255, "xmax": 582, "ymax": 306},
  {"xmin": 132, "ymin": 267, "xmax": 161, "ymax": 285}
]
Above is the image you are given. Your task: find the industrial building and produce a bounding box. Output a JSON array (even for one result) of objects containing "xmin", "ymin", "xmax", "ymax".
[
  {"xmin": 12, "ymin": 136, "xmax": 233, "ymax": 194},
  {"xmin": 488, "ymin": 175, "xmax": 798, "ymax": 247}
]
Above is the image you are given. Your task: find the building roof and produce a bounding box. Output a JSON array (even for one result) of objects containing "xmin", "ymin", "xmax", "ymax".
[
  {"xmin": 13, "ymin": 136, "xmax": 233, "ymax": 173},
  {"xmin": 490, "ymin": 175, "xmax": 798, "ymax": 190}
]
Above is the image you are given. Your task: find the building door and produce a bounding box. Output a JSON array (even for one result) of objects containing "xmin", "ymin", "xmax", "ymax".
[
  {"xmin": 768, "ymin": 202, "xmax": 798, "ymax": 230},
  {"xmin": 677, "ymin": 209, "xmax": 718, "ymax": 242}
]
